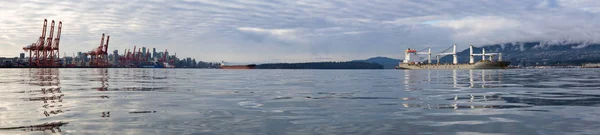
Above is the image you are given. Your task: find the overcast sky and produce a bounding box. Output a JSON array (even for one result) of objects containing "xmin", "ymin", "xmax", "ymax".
[{"xmin": 1, "ymin": 0, "xmax": 599, "ymax": 62}]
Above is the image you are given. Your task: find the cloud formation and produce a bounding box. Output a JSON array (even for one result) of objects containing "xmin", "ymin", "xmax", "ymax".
[{"xmin": 0, "ymin": 0, "xmax": 599, "ymax": 62}]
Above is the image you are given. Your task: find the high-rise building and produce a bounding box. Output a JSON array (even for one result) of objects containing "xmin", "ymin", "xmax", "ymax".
[
  {"xmin": 113, "ymin": 50, "xmax": 119, "ymax": 61},
  {"xmin": 186, "ymin": 58, "xmax": 192, "ymax": 67},
  {"xmin": 142, "ymin": 47, "xmax": 147, "ymax": 56},
  {"xmin": 165, "ymin": 52, "xmax": 169, "ymax": 61},
  {"xmin": 77, "ymin": 52, "xmax": 85, "ymax": 63},
  {"xmin": 19, "ymin": 53, "xmax": 25, "ymax": 59},
  {"xmin": 108, "ymin": 54, "xmax": 114, "ymax": 61},
  {"xmin": 152, "ymin": 48, "xmax": 156, "ymax": 59}
]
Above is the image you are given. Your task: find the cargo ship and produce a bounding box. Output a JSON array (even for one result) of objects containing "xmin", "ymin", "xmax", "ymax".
[
  {"xmin": 220, "ymin": 61, "xmax": 256, "ymax": 69},
  {"xmin": 396, "ymin": 44, "xmax": 510, "ymax": 69}
]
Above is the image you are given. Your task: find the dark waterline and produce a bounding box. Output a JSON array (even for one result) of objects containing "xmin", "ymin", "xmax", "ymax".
[{"xmin": 1, "ymin": 68, "xmax": 600, "ymax": 134}]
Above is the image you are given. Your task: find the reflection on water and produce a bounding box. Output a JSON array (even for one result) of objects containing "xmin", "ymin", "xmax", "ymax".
[
  {"xmin": 405, "ymin": 69, "xmax": 505, "ymax": 89},
  {"xmin": 402, "ymin": 70, "xmax": 523, "ymax": 110},
  {"xmin": 403, "ymin": 69, "xmax": 600, "ymax": 109},
  {"xmin": 0, "ymin": 122, "xmax": 67, "ymax": 133},
  {"xmin": 1, "ymin": 69, "xmax": 600, "ymax": 134},
  {"xmin": 1, "ymin": 69, "xmax": 67, "ymax": 133},
  {"xmin": 29, "ymin": 69, "xmax": 65, "ymax": 126},
  {"xmin": 93, "ymin": 68, "xmax": 109, "ymax": 91}
]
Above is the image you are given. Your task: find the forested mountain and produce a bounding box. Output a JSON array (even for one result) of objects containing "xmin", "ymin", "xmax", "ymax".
[
  {"xmin": 352, "ymin": 57, "xmax": 401, "ymax": 69},
  {"xmin": 257, "ymin": 61, "xmax": 383, "ymax": 69}
]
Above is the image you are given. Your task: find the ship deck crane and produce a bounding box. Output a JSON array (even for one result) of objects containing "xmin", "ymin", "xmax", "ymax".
[
  {"xmin": 469, "ymin": 45, "xmax": 503, "ymax": 63},
  {"xmin": 403, "ymin": 47, "xmax": 432, "ymax": 64},
  {"xmin": 435, "ymin": 44, "xmax": 458, "ymax": 64}
]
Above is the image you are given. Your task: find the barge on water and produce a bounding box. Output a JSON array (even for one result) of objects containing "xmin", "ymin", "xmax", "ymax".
[
  {"xmin": 396, "ymin": 44, "xmax": 510, "ymax": 69},
  {"xmin": 220, "ymin": 61, "xmax": 256, "ymax": 69}
]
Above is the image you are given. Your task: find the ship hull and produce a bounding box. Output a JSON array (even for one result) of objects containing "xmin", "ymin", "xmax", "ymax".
[
  {"xmin": 396, "ymin": 61, "xmax": 510, "ymax": 69},
  {"xmin": 220, "ymin": 65, "xmax": 256, "ymax": 69}
]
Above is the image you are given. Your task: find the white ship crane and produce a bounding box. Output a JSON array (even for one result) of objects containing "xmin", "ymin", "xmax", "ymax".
[
  {"xmin": 469, "ymin": 45, "xmax": 503, "ymax": 64},
  {"xmin": 403, "ymin": 47, "xmax": 432, "ymax": 64},
  {"xmin": 435, "ymin": 44, "xmax": 458, "ymax": 64}
]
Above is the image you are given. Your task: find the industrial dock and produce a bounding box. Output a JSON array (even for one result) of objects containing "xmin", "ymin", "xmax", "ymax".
[{"xmin": 0, "ymin": 19, "xmax": 220, "ymax": 68}]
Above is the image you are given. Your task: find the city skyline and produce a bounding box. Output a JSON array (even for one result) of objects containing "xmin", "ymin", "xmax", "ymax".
[{"xmin": 1, "ymin": 0, "xmax": 599, "ymax": 63}]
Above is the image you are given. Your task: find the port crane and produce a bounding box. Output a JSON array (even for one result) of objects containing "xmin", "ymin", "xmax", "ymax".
[
  {"xmin": 23, "ymin": 19, "xmax": 62, "ymax": 67},
  {"xmin": 84, "ymin": 34, "xmax": 110, "ymax": 67},
  {"xmin": 118, "ymin": 46, "xmax": 140, "ymax": 67}
]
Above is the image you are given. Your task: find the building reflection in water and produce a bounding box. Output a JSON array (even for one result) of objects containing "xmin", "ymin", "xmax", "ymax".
[
  {"xmin": 7, "ymin": 69, "xmax": 112, "ymax": 132},
  {"xmin": 0, "ymin": 122, "xmax": 68, "ymax": 133},
  {"xmin": 93, "ymin": 68, "xmax": 109, "ymax": 91},
  {"xmin": 7, "ymin": 68, "xmax": 68, "ymax": 132},
  {"xmin": 92, "ymin": 68, "xmax": 112, "ymax": 120},
  {"xmin": 27, "ymin": 69, "xmax": 65, "ymax": 117}
]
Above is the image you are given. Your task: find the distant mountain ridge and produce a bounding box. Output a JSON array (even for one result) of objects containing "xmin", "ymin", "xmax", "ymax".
[
  {"xmin": 439, "ymin": 42, "xmax": 600, "ymax": 66},
  {"xmin": 352, "ymin": 56, "xmax": 401, "ymax": 69},
  {"xmin": 257, "ymin": 61, "xmax": 383, "ymax": 69}
]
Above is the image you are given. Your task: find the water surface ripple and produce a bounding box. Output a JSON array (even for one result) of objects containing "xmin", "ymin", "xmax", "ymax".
[{"xmin": 1, "ymin": 68, "xmax": 600, "ymax": 134}]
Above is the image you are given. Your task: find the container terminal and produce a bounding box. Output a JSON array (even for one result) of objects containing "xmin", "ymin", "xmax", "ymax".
[{"xmin": 0, "ymin": 19, "xmax": 220, "ymax": 68}]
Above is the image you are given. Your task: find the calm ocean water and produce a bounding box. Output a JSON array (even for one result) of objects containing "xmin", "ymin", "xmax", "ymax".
[{"xmin": 1, "ymin": 68, "xmax": 600, "ymax": 134}]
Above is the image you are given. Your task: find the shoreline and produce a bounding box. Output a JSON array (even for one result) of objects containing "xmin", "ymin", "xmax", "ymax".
[{"xmin": 0, "ymin": 67, "xmax": 219, "ymax": 69}]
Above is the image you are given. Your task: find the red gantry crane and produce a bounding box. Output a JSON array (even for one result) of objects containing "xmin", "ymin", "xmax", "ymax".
[
  {"xmin": 158, "ymin": 49, "xmax": 168, "ymax": 63},
  {"xmin": 85, "ymin": 34, "xmax": 110, "ymax": 67},
  {"xmin": 23, "ymin": 19, "xmax": 62, "ymax": 67},
  {"xmin": 118, "ymin": 46, "xmax": 139, "ymax": 67},
  {"xmin": 117, "ymin": 46, "xmax": 172, "ymax": 67},
  {"xmin": 157, "ymin": 49, "xmax": 175, "ymax": 68}
]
